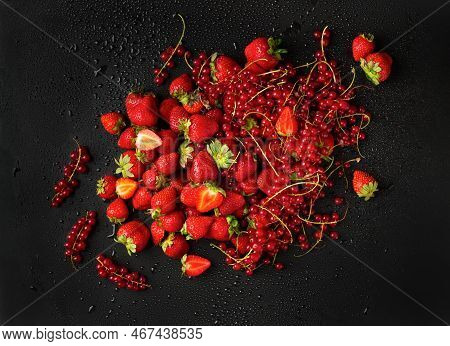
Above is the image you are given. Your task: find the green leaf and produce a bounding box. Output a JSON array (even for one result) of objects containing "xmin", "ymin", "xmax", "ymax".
[
  {"xmin": 179, "ymin": 140, "xmax": 194, "ymax": 168},
  {"xmin": 206, "ymin": 139, "xmax": 235, "ymax": 169}
]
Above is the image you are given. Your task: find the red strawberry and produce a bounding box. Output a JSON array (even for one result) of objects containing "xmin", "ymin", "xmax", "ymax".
[
  {"xmin": 195, "ymin": 183, "xmax": 225, "ymax": 213},
  {"xmin": 117, "ymin": 127, "xmax": 137, "ymax": 149},
  {"xmin": 169, "ymin": 178, "xmax": 183, "ymax": 192},
  {"xmin": 181, "ymin": 254, "xmax": 211, "ymax": 277},
  {"xmin": 185, "ymin": 206, "xmax": 202, "ymax": 217},
  {"xmin": 245, "ymin": 60, "xmax": 266, "ymax": 74},
  {"xmin": 142, "ymin": 166, "xmax": 167, "ymax": 191},
  {"xmin": 151, "ymin": 186, "xmax": 178, "ymax": 214},
  {"xmin": 116, "ymin": 220, "xmax": 151, "ymax": 255},
  {"xmin": 100, "ymin": 112, "xmax": 125, "ymax": 135},
  {"xmin": 181, "ymin": 216, "xmax": 214, "ymax": 240},
  {"xmin": 231, "ymin": 233, "xmax": 250, "ymax": 255},
  {"xmin": 239, "ymin": 178, "xmax": 259, "ymax": 195},
  {"xmin": 218, "ymin": 191, "xmax": 245, "ymax": 215},
  {"xmin": 234, "ymin": 152, "xmax": 258, "ymax": 183},
  {"xmin": 275, "ymin": 106, "xmax": 298, "ymax": 136},
  {"xmin": 151, "ymin": 222, "xmax": 165, "ymax": 245},
  {"xmin": 353, "ymin": 170, "xmax": 378, "ymax": 200},
  {"xmin": 115, "ymin": 150, "xmax": 145, "ymax": 178},
  {"xmin": 115, "ymin": 177, "xmax": 138, "ymax": 199},
  {"xmin": 161, "ymin": 233, "xmax": 189, "ymax": 259},
  {"xmin": 207, "ymin": 215, "xmax": 239, "ymax": 241},
  {"xmin": 187, "ymin": 150, "xmax": 219, "ymax": 183},
  {"xmin": 205, "ymin": 108, "xmax": 223, "ymax": 125},
  {"xmin": 135, "ymin": 129, "xmax": 162, "ymax": 151},
  {"xmin": 155, "ymin": 152, "xmax": 179, "ymax": 176},
  {"xmin": 136, "ymin": 148, "xmax": 157, "ymax": 164},
  {"xmin": 169, "ymin": 73, "xmax": 193, "ymax": 97},
  {"xmin": 188, "ymin": 114, "xmax": 218, "ymax": 143},
  {"xmin": 131, "ymin": 186, "xmax": 153, "ymax": 210},
  {"xmin": 157, "ymin": 129, "xmax": 178, "ymax": 155},
  {"xmin": 360, "ymin": 52, "xmax": 393, "ymax": 85},
  {"xmin": 180, "ymin": 184, "xmax": 200, "ymax": 208},
  {"xmin": 159, "ymin": 98, "xmax": 179, "ymax": 122},
  {"xmin": 96, "ymin": 175, "xmax": 117, "ymax": 199},
  {"xmin": 244, "ymin": 37, "xmax": 287, "ymax": 71},
  {"xmin": 125, "ymin": 91, "xmax": 159, "ymax": 127},
  {"xmin": 106, "ymin": 198, "xmax": 129, "ymax": 224},
  {"xmin": 210, "ymin": 54, "xmax": 240, "ymax": 82},
  {"xmin": 352, "ymin": 33, "xmax": 375, "ymax": 62},
  {"xmin": 182, "ymin": 92, "xmax": 204, "ymax": 114},
  {"xmin": 317, "ymin": 134, "xmax": 335, "ymax": 156},
  {"xmin": 169, "ymin": 105, "xmax": 190, "ymax": 133},
  {"xmin": 158, "ymin": 210, "xmax": 185, "ymax": 232}
]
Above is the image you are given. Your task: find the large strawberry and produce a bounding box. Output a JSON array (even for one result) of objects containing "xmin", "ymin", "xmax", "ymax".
[
  {"xmin": 100, "ymin": 112, "xmax": 125, "ymax": 135},
  {"xmin": 125, "ymin": 91, "xmax": 159, "ymax": 126},
  {"xmin": 207, "ymin": 215, "xmax": 239, "ymax": 241},
  {"xmin": 181, "ymin": 216, "xmax": 214, "ymax": 240},
  {"xmin": 353, "ymin": 170, "xmax": 378, "ymax": 201},
  {"xmin": 169, "ymin": 73, "xmax": 193, "ymax": 98},
  {"xmin": 181, "ymin": 254, "xmax": 211, "ymax": 277},
  {"xmin": 117, "ymin": 127, "xmax": 137, "ymax": 149},
  {"xmin": 151, "ymin": 222, "xmax": 165, "ymax": 245},
  {"xmin": 131, "ymin": 186, "xmax": 153, "ymax": 210},
  {"xmin": 187, "ymin": 150, "xmax": 218, "ymax": 183},
  {"xmin": 206, "ymin": 139, "xmax": 235, "ymax": 170},
  {"xmin": 360, "ymin": 52, "xmax": 392, "ymax": 85},
  {"xmin": 210, "ymin": 53, "xmax": 240, "ymax": 82},
  {"xmin": 142, "ymin": 166, "xmax": 167, "ymax": 191},
  {"xmin": 150, "ymin": 186, "xmax": 178, "ymax": 214},
  {"xmin": 115, "ymin": 150, "xmax": 145, "ymax": 178},
  {"xmin": 116, "ymin": 220, "xmax": 151, "ymax": 255},
  {"xmin": 158, "ymin": 210, "xmax": 185, "ymax": 232},
  {"xmin": 106, "ymin": 198, "xmax": 129, "ymax": 224},
  {"xmin": 275, "ymin": 106, "xmax": 298, "ymax": 136},
  {"xmin": 161, "ymin": 233, "xmax": 189, "ymax": 259},
  {"xmin": 217, "ymin": 191, "xmax": 245, "ymax": 215},
  {"xmin": 234, "ymin": 152, "xmax": 258, "ymax": 183},
  {"xmin": 169, "ymin": 105, "xmax": 191, "ymax": 133},
  {"xmin": 195, "ymin": 183, "xmax": 225, "ymax": 213},
  {"xmin": 180, "ymin": 184, "xmax": 200, "ymax": 208},
  {"xmin": 244, "ymin": 37, "xmax": 287, "ymax": 71},
  {"xmin": 231, "ymin": 233, "xmax": 251, "ymax": 255},
  {"xmin": 352, "ymin": 33, "xmax": 375, "ymax": 62},
  {"xmin": 155, "ymin": 152, "xmax": 179, "ymax": 176},
  {"xmin": 188, "ymin": 114, "xmax": 218, "ymax": 143},
  {"xmin": 115, "ymin": 177, "xmax": 138, "ymax": 199},
  {"xmin": 96, "ymin": 175, "xmax": 117, "ymax": 199},
  {"xmin": 159, "ymin": 98, "xmax": 179, "ymax": 122}
]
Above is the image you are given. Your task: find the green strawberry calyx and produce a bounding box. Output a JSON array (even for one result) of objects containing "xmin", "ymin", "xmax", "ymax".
[
  {"xmin": 115, "ymin": 154, "xmax": 134, "ymax": 178},
  {"xmin": 357, "ymin": 181, "xmax": 379, "ymax": 201},
  {"xmin": 247, "ymin": 217, "xmax": 256, "ymax": 230},
  {"xmin": 181, "ymin": 254, "xmax": 188, "ymax": 275},
  {"xmin": 226, "ymin": 215, "xmax": 240, "ymax": 237},
  {"xmin": 178, "ymin": 118, "xmax": 191, "ymax": 140},
  {"xmin": 96, "ymin": 178, "xmax": 106, "ymax": 195},
  {"xmin": 361, "ymin": 33, "xmax": 374, "ymax": 42},
  {"xmin": 209, "ymin": 52, "xmax": 219, "ymax": 82},
  {"xmin": 242, "ymin": 117, "xmax": 257, "ymax": 131},
  {"xmin": 360, "ymin": 58, "xmax": 381, "ymax": 85},
  {"xmin": 267, "ymin": 37, "xmax": 288, "ymax": 60},
  {"xmin": 207, "ymin": 139, "xmax": 235, "ymax": 169},
  {"xmin": 204, "ymin": 182, "xmax": 226, "ymax": 197},
  {"xmin": 115, "ymin": 235, "xmax": 136, "ymax": 256},
  {"xmin": 107, "ymin": 216, "xmax": 126, "ymax": 224},
  {"xmin": 179, "ymin": 139, "xmax": 194, "ymax": 168},
  {"xmin": 161, "ymin": 233, "xmax": 175, "ymax": 252},
  {"xmin": 180, "ymin": 223, "xmax": 192, "ymax": 240}
]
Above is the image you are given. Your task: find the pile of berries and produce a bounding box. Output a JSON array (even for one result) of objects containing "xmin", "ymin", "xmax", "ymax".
[{"xmin": 64, "ymin": 211, "xmax": 97, "ymax": 264}]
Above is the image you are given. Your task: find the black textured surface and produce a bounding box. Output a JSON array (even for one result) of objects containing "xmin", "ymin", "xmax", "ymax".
[{"xmin": 1, "ymin": 0, "xmax": 450, "ymax": 326}]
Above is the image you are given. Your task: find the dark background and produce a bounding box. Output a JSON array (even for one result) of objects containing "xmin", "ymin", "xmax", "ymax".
[{"xmin": 0, "ymin": 0, "xmax": 449, "ymax": 325}]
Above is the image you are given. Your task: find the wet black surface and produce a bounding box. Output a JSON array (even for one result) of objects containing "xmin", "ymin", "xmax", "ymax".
[{"xmin": 0, "ymin": 0, "xmax": 449, "ymax": 325}]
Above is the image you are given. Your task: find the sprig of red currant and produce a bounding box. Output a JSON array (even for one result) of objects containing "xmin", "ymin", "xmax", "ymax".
[{"xmin": 64, "ymin": 211, "xmax": 97, "ymax": 266}]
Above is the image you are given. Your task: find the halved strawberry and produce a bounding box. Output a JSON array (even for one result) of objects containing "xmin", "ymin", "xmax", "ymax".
[
  {"xmin": 115, "ymin": 177, "xmax": 138, "ymax": 199},
  {"xmin": 181, "ymin": 254, "xmax": 211, "ymax": 277},
  {"xmin": 195, "ymin": 183, "xmax": 225, "ymax": 213},
  {"xmin": 135, "ymin": 129, "xmax": 162, "ymax": 151}
]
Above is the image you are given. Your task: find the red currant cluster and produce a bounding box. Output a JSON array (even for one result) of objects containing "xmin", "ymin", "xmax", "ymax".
[
  {"xmin": 153, "ymin": 45, "xmax": 190, "ymax": 85},
  {"xmin": 96, "ymin": 255, "xmax": 150, "ymax": 291},
  {"xmin": 51, "ymin": 143, "xmax": 91, "ymax": 207},
  {"xmin": 64, "ymin": 211, "xmax": 97, "ymax": 265}
]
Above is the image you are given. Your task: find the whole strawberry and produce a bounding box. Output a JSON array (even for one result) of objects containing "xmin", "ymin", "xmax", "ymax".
[
  {"xmin": 158, "ymin": 210, "xmax": 185, "ymax": 232},
  {"xmin": 244, "ymin": 37, "xmax": 287, "ymax": 71},
  {"xmin": 234, "ymin": 152, "xmax": 258, "ymax": 183},
  {"xmin": 169, "ymin": 105, "xmax": 190, "ymax": 133},
  {"xmin": 115, "ymin": 150, "xmax": 145, "ymax": 178},
  {"xmin": 353, "ymin": 170, "xmax": 378, "ymax": 201},
  {"xmin": 187, "ymin": 150, "xmax": 219, "ymax": 183},
  {"xmin": 181, "ymin": 216, "xmax": 214, "ymax": 240},
  {"xmin": 231, "ymin": 233, "xmax": 251, "ymax": 255},
  {"xmin": 181, "ymin": 254, "xmax": 211, "ymax": 277},
  {"xmin": 360, "ymin": 52, "xmax": 392, "ymax": 85},
  {"xmin": 159, "ymin": 98, "xmax": 179, "ymax": 122},
  {"xmin": 125, "ymin": 91, "xmax": 159, "ymax": 127},
  {"xmin": 117, "ymin": 127, "xmax": 137, "ymax": 149},
  {"xmin": 131, "ymin": 186, "xmax": 153, "ymax": 210},
  {"xmin": 169, "ymin": 73, "xmax": 193, "ymax": 98},
  {"xmin": 151, "ymin": 186, "xmax": 178, "ymax": 214},
  {"xmin": 106, "ymin": 198, "xmax": 129, "ymax": 224},
  {"xmin": 352, "ymin": 33, "xmax": 375, "ymax": 62},
  {"xmin": 182, "ymin": 92, "xmax": 204, "ymax": 114},
  {"xmin": 210, "ymin": 53, "xmax": 240, "ymax": 82},
  {"xmin": 161, "ymin": 233, "xmax": 189, "ymax": 259},
  {"xmin": 207, "ymin": 215, "xmax": 239, "ymax": 241},
  {"xmin": 101, "ymin": 112, "xmax": 125, "ymax": 135},
  {"xmin": 116, "ymin": 220, "xmax": 151, "ymax": 255},
  {"xmin": 180, "ymin": 184, "xmax": 200, "ymax": 208},
  {"xmin": 151, "ymin": 222, "xmax": 165, "ymax": 245},
  {"xmin": 96, "ymin": 175, "xmax": 117, "ymax": 200},
  {"xmin": 142, "ymin": 166, "xmax": 167, "ymax": 190},
  {"xmin": 155, "ymin": 152, "xmax": 179, "ymax": 176},
  {"xmin": 218, "ymin": 191, "xmax": 245, "ymax": 215},
  {"xmin": 157, "ymin": 129, "xmax": 178, "ymax": 155},
  {"xmin": 188, "ymin": 114, "xmax": 218, "ymax": 143}
]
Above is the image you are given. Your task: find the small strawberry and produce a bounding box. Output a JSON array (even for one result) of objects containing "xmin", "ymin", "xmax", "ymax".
[
  {"xmin": 125, "ymin": 91, "xmax": 159, "ymax": 127},
  {"xmin": 181, "ymin": 216, "xmax": 214, "ymax": 240},
  {"xmin": 155, "ymin": 152, "xmax": 179, "ymax": 176},
  {"xmin": 151, "ymin": 222, "xmax": 165, "ymax": 245},
  {"xmin": 158, "ymin": 210, "xmax": 185, "ymax": 232},
  {"xmin": 182, "ymin": 92, "xmax": 204, "ymax": 114},
  {"xmin": 360, "ymin": 52, "xmax": 393, "ymax": 85},
  {"xmin": 100, "ymin": 112, "xmax": 125, "ymax": 135},
  {"xmin": 206, "ymin": 139, "xmax": 235, "ymax": 169},
  {"xmin": 169, "ymin": 73, "xmax": 193, "ymax": 98},
  {"xmin": 106, "ymin": 198, "xmax": 129, "ymax": 224},
  {"xmin": 115, "ymin": 150, "xmax": 145, "ymax": 178},
  {"xmin": 96, "ymin": 175, "xmax": 117, "ymax": 199},
  {"xmin": 135, "ymin": 129, "xmax": 162, "ymax": 151},
  {"xmin": 118, "ymin": 127, "xmax": 137, "ymax": 149},
  {"xmin": 116, "ymin": 220, "xmax": 151, "ymax": 255},
  {"xmin": 181, "ymin": 254, "xmax": 211, "ymax": 277},
  {"xmin": 115, "ymin": 177, "xmax": 139, "ymax": 199},
  {"xmin": 205, "ymin": 108, "xmax": 223, "ymax": 124},
  {"xmin": 131, "ymin": 186, "xmax": 153, "ymax": 210},
  {"xmin": 275, "ymin": 106, "xmax": 298, "ymax": 136},
  {"xmin": 161, "ymin": 233, "xmax": 189, "ymax": 259},
  {"xmin": 135, "ymin": 148, "xmax": 156, "ymax": 164},
  {"xmin": 187, "ymin": 150, "xmax": 219, "ymax": 183},
  {"xmin": 188, "ymin": 114, "xmax": 218, "ymax": 143},
  {"xmin": 207, "ymin": 215, "xmax": 239, "ymax": 241},
  {"xmin": 157, "ymin": 129, "xmax": 178, "ymax": 155},
  {"xmin": 195, "ymin": 183, "xmax": 225, "ymax": 213},
  {"xmin": 169, "ymin": 105, "xmax": 191, "ymax": 133},
  {"xmin": 352, "ymin": 33, "xmax": 375, "ymax": 62},
  {"xmin": 159, "ymin": 98, "xmax": 179, "ymax": 122},
  {"xmin": 210, "ymin": 53, "xmax": 240, "ymax": 82},
  {"xmin": 353, "ymin": 170, "xmax": 378, "ymax": 201},
  {"xmin": 217, "ymin": 191, "xmax": 245, "ymax": 215},
  {"xmin": 244, "ymin": 37, "xmax": 287, "ymax": 71},
  {"xmin": 180, "ymin": 184, "xmax": 200, "ymax": 208},
  {"xmin": 150, "ymin": 186, "xmax": 178, "ymax": 214},
  {"xmin": 142, "ymin": 166, "xmax": 167, "ymax": 191},
  {"xmin": 231, "ymin": 233, "xmax": 250, "ymax": 255},
  {"xmin": 234, "ymin": 152, "xmax": 258, "ymax": 183}
]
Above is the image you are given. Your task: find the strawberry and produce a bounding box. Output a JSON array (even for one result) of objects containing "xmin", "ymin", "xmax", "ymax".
[
  {"xmin": 117, "ymin": 127, "xmax": 137, "ymax": 149},
  {"xmin": 125, "ymin": 91, "xmax": 159, "ymax": 127},
  {"xmin": 181, "ymin": 216, "xmax": 214, "ymax": 240},
  {"xmin": 169, "ymin": 73, "xmax": 193, "ymax": 98},
  {"xmin": 188, "ymin": 114, "xmax": 218, "ymax": 143},
  {"xmin": 185, "ymin": 206, "xmax": 202, "ymax": 217},
  {"xmin": 181, "ymin": 254, "xmax": 211, "ymax": 277},
  {"xmin": 218, "ymin": 191, "xmax": 245, "ymax": 215},
  {"xmin": 157, "ymin": 129, "xmax": 178, "ymax": 155},
  {"xmin": 180, "ymin": 184, "xmax": 200, "ymax": 208},
  {"xmin": 231, "ymin": 233, "xmax": 250, "ymax": 255},
  {"xmin": 155, "ymin": 152, "xmax": 179, "ymax": 176},
  {"xmin": 142, "ymin": 166, "xmax": 167, "ymax": 190},
  {"xmin": 116, "ymin": 220, "xmax": 151, "ymax": 255},
  {"xmin": 161, "ymin": 233, "xmax": 189, "ymax": 259},
  {"xmin": 151, "ymin": 222, "xmax": 165, "ymax": 245},
  {"xmin": 360, "ymin": 52, "xmax": 392, "ymax": 85},
  {"xmin": 234, "ymin": 152, "xmax": 258, "ymax": 183},
  {"xmin": 352, "ymin": 170, "xmax": 378, "ymax": 201},
  {"xmin": 169, "ymin": 178, "xmax": 184, "ymax": 192},
  {"xmin": 136, "ymin": 148, "xmax": 156, "ymax": 164},
  {"xmin": 96, "ymin": 175, "xmax": 117, "ymax": 199},
  {"xmin": 131, "ymin": 186, "xmax": 153, "ymax": 210},
  {"xmin": 150, "ymin": 186, "xmax": 178, "ymax": 214},
  {"xmin": 275, "ymin": 106, "xmax": 298, "ymax": 136},
  {"xmin": 115, "ymin": 150, "xmax": 145, "ymax": 178},
  {"xmin": 210, "ymin": 53, "xmax": 240, "ymax": 82},
  {"xmin": 206, "ymin": 139, "xmax": 235, "ymax": 169},
  {"xmin": 195, "ymin": 183, "xmax": 225, "ymax": 213},
  {"xmin": 182, "ymin": 92, "xmax": 204, "ymax": 114},
  {"xmin": 205, "ymin": 108, "xmax": 223, "ymax": 124},
  {"xmin": 100, "ymin": 112, "xmax": 125, "ymax": 135},
  {"xmin": 245, "ymin": 60, "xmax": 266, "ymax": 74},
  {"xmin": 187, "ymin": 150, "xmax": 219, "ymax": 183},
  {"xmin": 169, "ymin": 105, "xmax": 191, "ymax": 133},
  {"xmin": 159, "ymin": 98, "xmax": 179, "ymax": 122},
  {"xmin": 135, "ymin": 129, "xmax": 162, "ymax": 151},
  {"xmin": 244, "ymin": 37, "xmax": 287, "ymax": 71},
  {"xmin": 115, "ymin": 177, "xmax": 138, "ymax": 199},
  {"xmin": 207, "ymin": 215, "xmax": 239, "ymax": 241},
  {"xmin": 317, "ymin": 134, "xmax": 334, "ymax": 157},
  {"xmin": 158, "ymin": 210, "xmax": 185, "ymax": 232},
  {"xmin": 106, "ymin": 198, "xmax": 129, "ymax": 224},
  {"xmin": 352, "ymin": 33, "xmax": 375, "ymax": 62},
  {"xmin": 239, "ymin": 178, "xmax": 259, "ymax": 195}
]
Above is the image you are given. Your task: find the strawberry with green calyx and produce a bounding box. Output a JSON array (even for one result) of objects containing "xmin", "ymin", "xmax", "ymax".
[
  {"xmin": 142, "ymin": 166, "xmax": 167, "ymax": 191},
  {"xmin": 131, "ymin": 186, "xmax": 153, "ymax": 210},
  {"xmin": 210, "ymin": 53, "xmax": 240, "ymax": 83},
  {"xmin": 169, "ymin": 73, "xmax": 193, "ymax": 99},
  {"xmin": 188, "ymin": 114, "xmax": 219, "ymax": 143},
  {"xmin": 360, "ymin": 52, "xmax": 392, "ymax": 85},
  {"xmin": 96, "ymin": 175, "xmax": 117, "ymax": 200},
  {"xmin": 244, "ymin": 37, "xmax": 287, "ymax": 71},
  {"xmin": 155, "ymin": 152, "xmax": 179, "ymax": 176},
  {"xmin": 118, "ymin": 127, "xmax": 138, "ymax": 149},
  {"xmin": 181, "ymin": 254, "xmax": 211, "ymax": 277},
  {"xmin": 161, "ymin": 233, "xmax": 189, "ymax": 259},
  {"xmin": 195, "ymin": 183, "xmax": 226, "ymax": 213},
  {"xmin": 169, "ymin": 106, "xmax": 191, "ymax": 134},
  {"xmin": 181, "ymin": 216, "xmax": 214, "ymax": 240},
  {"xmin": 206, "ymin": 139, "xmax": 235, "ymax": 169},
  {"xmin": 243, "ymin": 117, "xmax": 257, "ymax": 131},
  {"xmin": 179, "ymin": 140, "xmax": 194, "ymax": 168},
  {"xmin": 135, "ymin": 129, "xmax": 162, "ymax": 151},
  {"xmin": 205, "ymin": 108, "xmax": 223, "ymax": 124},
  {"xmin": 352, "ymin": 33, "xmax": 375, "ymax": 62},
  {"xmin": 100, "ymin": 112, "xmax": 125, "ymax": 135},
  {"xmin": 275, "ymin": 106, "xmax": 298, "ymax": 136},
  {"xmin": 150, "ymin": 186, "xmax": 178, "ymax": 214},
  {"xmin": 151, "ymin": 222, "xmax": 165, "ymax": 245},
  {"xmin": 125, "ymin": 91, "xmax": 159, "ymax": 127},
  {"xmin": 182, "ymin": 91, "xmax": 205, "ymax": 114},
  {"xmin": 115, "ymin": 220, "xmax": 151, "ymax": 255},
  {"xmin": 157, "ymin": 129, "xmax": 179, "ymax": 155},
  {"xmin": 217, "ymin": 190, "xmax": 245, "ymax": 215},
  {"xmin": 106, "ymin": 198, "xmax": 129, "ymax": 224},
  {"xmin": 231, "ymin": 233, "xmax": 251, "ymax": 255},
  {"xmin": 353, "ymin": 170, "xmax": 378, "ymax": 201},
  {"xmin": 115, "ymin": 177, "xmax": 139, "ymax": 199},
  {"xmin": 207, "ymin": 215, "xmax": 239, "ymax": 241},
  {"xmin": 135, "ymin": 148, "xmax": 156, "ymax": 164},
  {"xmin": 115, "ymin": 150, "xmax": 145, "ymax": 178}
]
